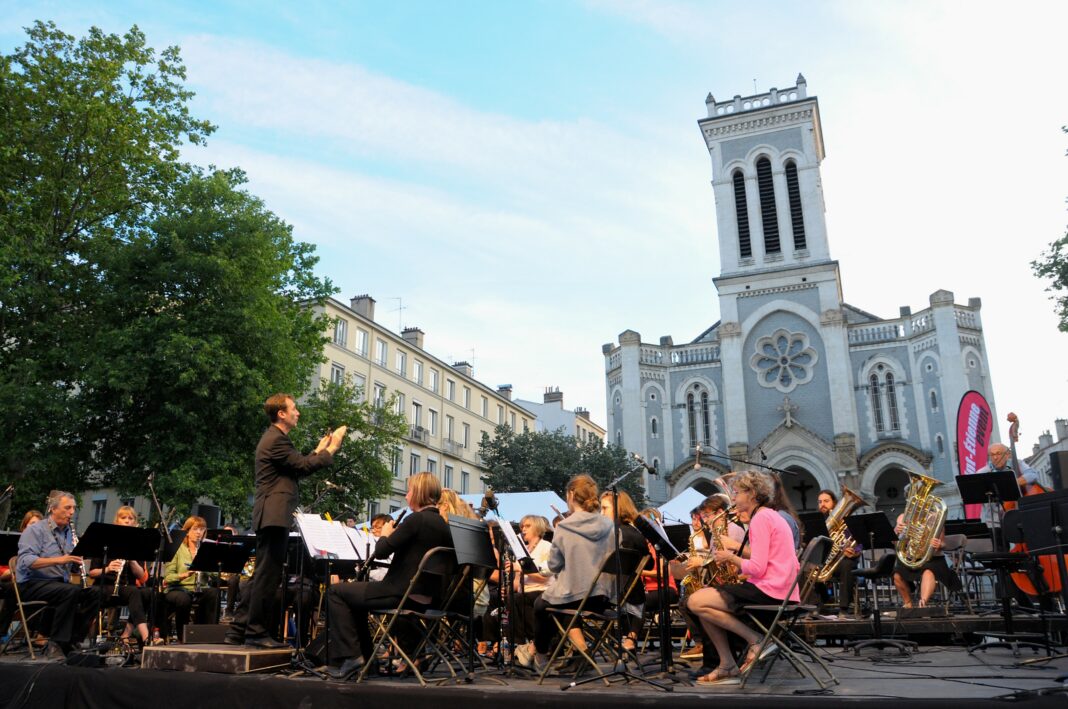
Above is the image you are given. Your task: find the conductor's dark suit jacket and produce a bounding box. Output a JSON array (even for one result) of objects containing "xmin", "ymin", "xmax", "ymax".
[{"xmin": 252, "ymin": 424, "xmax": 334, "ymax": 531}]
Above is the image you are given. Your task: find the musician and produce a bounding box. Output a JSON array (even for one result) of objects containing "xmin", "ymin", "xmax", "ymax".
[
  {"xmin": 769, "ymin": 475, "xmax": 801, "ymax": 550},
  {"xmin": 687, "ymin": 471, "xmax": 800, "ymax": 684},
  {"xmin": 88, "ymin": 506, "xmax": 151, "ymax": 647},
  {"xmin": 162, "ymin": 515, "xmax": 220, "ymax": 642},
  {"xmin": 226, "ymin": 393, "xmax": 345, "ymax": 649},
  {"xmin": 814, "ymin": 489, "xmax": 860, "ymax": 616},
  {"xmin": 977, "ymin": 443, "xmax": 1040, "ymax": 526},
  {"xmin": 16, "ymin": 491, "xmax": 101, "ymax": 658},
  {"xmin": 509, "ymin": 515, "xmax": 553, "ymax": 668},
  {"xmin": 366, "ymin": 513, "xmax": 393, "ymax": 582},
  {"xmin": 370, "ymin": 514, "xmax": 392, "ymax": 538},
  {"xmin": 892, "ymin": 511, "xmax": 961, "ymax": 608},
  {"xmin": 600, "ymin": 490, "xmax": 646, "ymax": 651},
  {"xmin": 326, "ymin": 471, "xmax": 452, "ymax": 680},
  {"xmin": 532, "ymin": 474, "xmax": 616, "ymax": 672}
]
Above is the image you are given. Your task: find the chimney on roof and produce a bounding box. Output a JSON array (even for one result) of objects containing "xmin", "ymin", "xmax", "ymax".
[
  {"xmin": 575, "ymin": 407, "xmax": 591, "ymax": 421},
  {"xmin": 401, "ymin": 326, "xmax": 424, "ymax": 350},
  {"xmin": 1056, "ymin": 419, "xmax": 1068, "ymax": 443},
  {"xmin": 544, "ymin": 387, "xmax": 563, "ymax": 404},
  {"xmin": 1039, "ymin": 430, "xmax": 1054, "ymax": 449},
  {"xmin": 350, "ymin": 294, "xmax": 376, "ymax": 321},
  {"xmin": 497, "ymin": 384, "xmax": 512, "ymax": 401},
  {"xmin": 452, "ymin": 361, "xmax": 473, "ymax": 377}
]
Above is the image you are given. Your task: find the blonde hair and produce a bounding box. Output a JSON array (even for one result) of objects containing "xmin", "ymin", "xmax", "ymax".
[
  {"xmin": 567, "ymin": 475, "xmax": 600, "ymax": 513},
  {"xmin": 408, "ymin": 472, "xmax": 442, "ymax": 509},
  {"xmin": 520, "ymin": 515, "xmax": 550, "ymax": 539},
  {"xmin": 439, "ymin": 488, "xmax": 476, "ymax": 522},
  {"xmin": 113, "ymin": 506, "xmax": 138, "ymax": 524}
]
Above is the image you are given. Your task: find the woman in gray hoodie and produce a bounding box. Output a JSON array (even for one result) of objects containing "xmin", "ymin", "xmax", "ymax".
[{"xmin": 532, "ymin": 474, "xmax": 616, "ymax": 670}]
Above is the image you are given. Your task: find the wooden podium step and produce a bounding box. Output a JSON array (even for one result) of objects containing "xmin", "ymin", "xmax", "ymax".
[{"xmin": 141, "ymin": 643, "xmax": 292, "ymax": 674}]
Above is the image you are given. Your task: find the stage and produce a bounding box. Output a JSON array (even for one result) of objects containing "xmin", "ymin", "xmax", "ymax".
[{"xmin": 1, "ymin": 642, "xmax": 1066, "ymax": 709}]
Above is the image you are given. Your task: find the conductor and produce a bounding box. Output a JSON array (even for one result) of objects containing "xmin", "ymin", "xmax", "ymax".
[{"xmin": 226, "ymin": 393, "xmax": 346, "ymax": 648}]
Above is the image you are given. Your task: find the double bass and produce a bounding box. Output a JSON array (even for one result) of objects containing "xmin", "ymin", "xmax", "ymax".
[{"xmin": 1003, "ymin": 412, "xmax": 1060, "ymax": 595}]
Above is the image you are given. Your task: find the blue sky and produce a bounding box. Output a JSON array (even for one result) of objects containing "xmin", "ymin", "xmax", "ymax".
[{"xmin": 3, "ymin": 1, "xmax": 1067, "ymax": 450}]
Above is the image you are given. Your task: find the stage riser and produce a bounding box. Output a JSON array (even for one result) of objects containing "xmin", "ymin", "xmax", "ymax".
[
  {"xmin": 141, "ymin": 644, "xmax": 291, "ymax": 674},
  {"xmin": 800, "ymin": 616, "xmax": 1065, "ymax": 642}
]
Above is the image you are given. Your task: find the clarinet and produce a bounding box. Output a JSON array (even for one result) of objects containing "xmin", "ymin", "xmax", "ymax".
[
  {"xmin": 112, "ymin": 559, "xmax": 127, "ymax": 597},
  {"xmin": 70, "ymin": 528, "xmax": 88, "ymax": 589}
]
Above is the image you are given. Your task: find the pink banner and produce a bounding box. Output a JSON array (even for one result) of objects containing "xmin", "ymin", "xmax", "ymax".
[{"xmin": 956, "ymin": 390, "xmax": 993, "ymax": 519}]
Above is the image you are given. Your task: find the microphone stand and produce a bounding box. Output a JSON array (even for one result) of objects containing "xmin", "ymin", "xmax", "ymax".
[
  {"xmin": 146, "ymin": 473, "xmax": 171, "ymax": 643},
  {"xmin": 696, "ymin": 445, "xmax": 798, "ymax": 478},
  {"xmin": 566, "ymin": 463, "xmax": 669, "ymax": 692}
]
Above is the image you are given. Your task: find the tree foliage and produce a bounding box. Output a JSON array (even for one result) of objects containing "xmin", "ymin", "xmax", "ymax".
[
  {"xmin": 478, "ymin": 427, "xmax": 646, "ymax": 508},
  {"xmin": 1032, "ymin": 127, "xmax": 1068, "ymax": 332},
  {"xmin": 289, "ymin": 377, "xmax": 407, "ymax": 521},
  {"xmin": 0, "ymin": 22, "xmax": 334, "ymax": 523}
]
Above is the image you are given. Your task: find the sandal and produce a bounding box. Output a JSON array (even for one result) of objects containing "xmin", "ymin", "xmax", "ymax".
[
  {"xmin": 696, "ymin": 665, "xmax": 741, "ymax": 684},
  {"xmin": 739, "ymin": 643, "xmax": 762, "ymax": 674}
]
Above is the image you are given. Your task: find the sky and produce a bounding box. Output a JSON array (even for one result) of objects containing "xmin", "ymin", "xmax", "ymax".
[{"xmin": 3, "ymin": 1, "xmax": 1066, "ymax": 452}]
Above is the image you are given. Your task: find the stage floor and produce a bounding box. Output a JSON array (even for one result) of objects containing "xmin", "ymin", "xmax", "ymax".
[{"xmin": 0, "ymin": 643, "xmax": 1066, "ymax": 708}]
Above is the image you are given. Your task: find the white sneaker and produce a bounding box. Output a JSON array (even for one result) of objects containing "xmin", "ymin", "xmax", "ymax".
[{"xmin": 514, "ymin": 644, "xmax": 533, "ymax": 668}]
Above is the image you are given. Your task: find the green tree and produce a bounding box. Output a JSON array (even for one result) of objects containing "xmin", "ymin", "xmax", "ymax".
[
  {"xmin": 289, "ymin": 376, "xmax": 407, "ymax": 521},
  {"xmin": 1032, "ymin": 127, "xmax": 1068, "ymax": 332},
  {"xmin": 0, "ymin": 23, "xmax": 333, "ymax": 522},
  {"xmin": 479, "ymin": 426, "xmax": 645, "ymax": 507}
]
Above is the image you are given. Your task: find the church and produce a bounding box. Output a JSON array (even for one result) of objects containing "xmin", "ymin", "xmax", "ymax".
[{"xmin": 602, "ymin": 75, "xmax": 996, "ymax": 518}]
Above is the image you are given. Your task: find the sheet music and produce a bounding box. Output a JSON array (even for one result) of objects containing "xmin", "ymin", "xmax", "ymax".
[
  {"xmin": 293, "ymin": 513, "xmax": 359, "ymax": 561},
  {"xmin": 644, "ymin": 516, "xmax": 680, "ymax": 557},
  {"xmin": 496, "ymin": 517, "xmax": 530, "ymax": 560},
  {"xmin": 344, "ymin": 527, "xmax": 376, "ymax": 560}
]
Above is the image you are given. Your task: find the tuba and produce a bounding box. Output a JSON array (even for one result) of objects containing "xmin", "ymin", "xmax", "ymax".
[
  {"xmin": 895, "ymin": 471, "xmax": 948, "ymax": 569},
  {"xmin": 812, "ymin": 486, "xmax": 867, "ymax": 584}
]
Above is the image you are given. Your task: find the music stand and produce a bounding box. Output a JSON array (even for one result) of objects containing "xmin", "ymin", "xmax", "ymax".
[
  {"xmin": 634, "ymin": 516, "xmax": 688, "ymax": 684},
  {"xmin": 842, "ymin": 512, "xmax": 916, "ymax": 655},
  {"xmin": 0, "ymin": 532, "xmax": 21, "ymax": 564},
  {"xmin": 799, "ymin": 512, "xmax": 830, "ymax": 545},
  {"xmin": 448, "ymin": 517, "xmax": 506, "ymax": 685},
  {"xmin": 956, "ymin": 472, "xmax": 1020, "ymax": 550}
]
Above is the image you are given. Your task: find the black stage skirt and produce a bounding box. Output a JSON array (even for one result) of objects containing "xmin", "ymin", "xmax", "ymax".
[
  {"xmin": 716, "ymin": 581, "xmax": 781, "ymax": 612},
  {"xmin": 894, "ymin": 555, "xmax": 962, "ymax": 591}
]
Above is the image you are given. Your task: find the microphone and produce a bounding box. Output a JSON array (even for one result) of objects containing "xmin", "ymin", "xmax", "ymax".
[
  {"xmin": 324, "ymin": 480, "xmax": 349, "ymax": 493},
  {"xmin": 633, "ymin": 453, "xmax": 658, "ymax": 477},
  {"xmin": 480, "ymin": 487, "xmax": 499, "ymax": 515},
  {"xmin": 759, "ymin": 447, "xmax": 768, "ymax": 462}
]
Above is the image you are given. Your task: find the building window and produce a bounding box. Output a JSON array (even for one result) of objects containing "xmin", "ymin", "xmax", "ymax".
[
  {"xmin": 375, "ymin": 339, "xmax": 387, "ymax": 366},
  {"xmin": 523, "ymin": 419, "xmax": 529, "ymax": 432},
  {"xmin": 411, "ymin": 402, "xmax": 423, "ymax": 428},
  {"xmin": 886, "ymin": 372, "xmax": 900, "ymax": 431},
  {"xmin": 462, "ymin": 423, "xmax": 470, "ymax": 448},
  {"xmin": 481, "ymin": 396, "xmax": 488, "ymax": 418},
  {"xmin": 445, "ymin": 415, "xmax": 454, "ymax": 441},
  {"xmin": 373, "ymin": 383, "xmax": 386, "ymax": 409},
  {"xmin": 497, "ymin": 404, "xmax": 504, "ymax": 425},
  {"xmin": 930, "ymin": 390, "xmax": 938, "ymax": 411},
  {"xmin": 700, "ymin": 391, "xmax": 711, "ymax": 445},
  {"xmin": 653, "ymin": 459, "xmax": 660, "ymax": 473},
  {"xmin": 93, "ymin": 499, "xmax": 107, "ymax": 523},
  {"xmin": 413, "ymin": 360, "xmax": 423, "ymax": 385},
  {"xmin": 390, "ymin": 447, "xmax": 403, "ymax": 477},
  {"xmin": 650, "ymin": 417, "xmax": 658, "ymax": 438},
  {"xmin": 355, "ymin": 328, "xmax": 369, "ymax": 357},
  {"xmin": 396, "ymin": 351, "xmax": 407, "ymax": 376},
  {"xmin": 446, "ymin": 380, "xmax": 455, "ymax": 401},
  {"xmin": 395, "ymin": 393, "xmax": 405, "ymax": 417},
  {"xmin": 756, "ymin": 156, "xmax": 780, "ymax": 254},
  {"xmin": 353, "ymin": 374, "xmax": 366, "ymax": 402},
  {"xmin": 120, "ymin": 497, "xmax": 135, "ymax": 508},
  {"xmin": 463, "ymin": 387, "xmax": 471, "ymax": 408},
  {"xmin": 509, "ymin": 412, "xmax": 516, "ymax": 430},
  {"xmin": 732, "ymin": 169, "xmax": 752, "ymax": 259},
  {"xmin": 936, "ymin": 434, "xmax": 945, "ymax": 455},
  {"xmin": 444, "ymin": 465, "xmax": 453, "ymax": 489},
  {"xmin": 409, "ymin": 453, "xmax": 420, "ymax": 476},
  {"xmin": 428, "ymin": 409, "xmax": 438, "ymax": 436},
  {"xmin": 687, "ymin": 393, "xmax": 697, "ymax": 447},
  {"xmin": 428, "ymin": 369, "xmax": 439, "ymax": 392},
  {"xmin": 461, "ymin": 470, "xmax": 470, "ymax": 494},
  {"xmin": 369, "ymin": 501, "xmax": 380, "ymax": 517},
  {"xmin": 330, "ymin": 362, "xmax": 345, "ymax": 386},
  {"xmin": 616, "ymin": 430, "xmax": 622, "ymax": 445},
  {"xmin": 427, "ymin": 458, "xmax": 437, "ymax": 474},
  {"xmin": 869, "ymin": 373, "xmax": 884, "ymax": 432},
  {"xmin": 784, "ymin": 159, "xmax": 806, "ymax": 250},
  {"xmin": 333, "ymin": 318, "xmax": 348, "ymax": 347}
]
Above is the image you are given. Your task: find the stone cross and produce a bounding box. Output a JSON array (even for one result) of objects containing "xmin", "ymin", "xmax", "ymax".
[{"xmin": 778, "ymin": 395, "xmax": 799, "ymax": 428}]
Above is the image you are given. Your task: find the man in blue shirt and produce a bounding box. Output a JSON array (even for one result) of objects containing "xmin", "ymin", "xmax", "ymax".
[{"xmin": 17, "ymin": 491, "xmax": 100, "ymax": 658}]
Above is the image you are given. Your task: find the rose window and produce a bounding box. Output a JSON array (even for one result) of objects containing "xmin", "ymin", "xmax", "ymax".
[{"xmin": 749, "ymin": 329, "xmax": 818, "ymax": 393}]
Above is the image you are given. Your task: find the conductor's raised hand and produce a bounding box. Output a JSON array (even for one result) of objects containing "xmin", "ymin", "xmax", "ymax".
[{"xmin": 327, "ymin": 425, "xmax": 348, "ymax": 454}]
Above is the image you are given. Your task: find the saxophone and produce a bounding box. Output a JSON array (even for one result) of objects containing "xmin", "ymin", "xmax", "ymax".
[
  {"xmin": 812, "ymin": 486, "xmax": 867, "ymax": 584},
  {"xmin": 896, "ymin": 471, "xmax": 948, "ymax": 570},
  {"xmin": 680, "ymin": 525, "xmax": 710, "ymax": 595}
]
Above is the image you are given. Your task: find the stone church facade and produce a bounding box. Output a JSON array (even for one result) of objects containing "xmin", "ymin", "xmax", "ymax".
[{"xmin": 603, "ymin": 76, "xmax": 996, "ymax": 517}]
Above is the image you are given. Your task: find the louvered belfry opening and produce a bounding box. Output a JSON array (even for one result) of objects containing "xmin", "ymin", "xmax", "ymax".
[
  {"xmin": 756, "ymin": 156, "xmax": 780, "ymax": 254},
  {"xmin": 785, "ymin": 160, "xmax": 806, "ymax": 250},
  {"xmin": 732, "ymin": 169, "xmax": 752, "ymax": 258}
]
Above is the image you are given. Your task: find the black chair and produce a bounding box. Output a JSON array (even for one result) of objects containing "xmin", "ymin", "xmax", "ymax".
[
  {"xmin": 0, "ymin": 557, "xmax": 49, "ymax": 660},
  {"xmin": 847, "ymin": 551, "xmax": 917, "ymax": 655},
  {"xmin": 739, "ymin": 535, "xmax": 837, "ymax": 690}
]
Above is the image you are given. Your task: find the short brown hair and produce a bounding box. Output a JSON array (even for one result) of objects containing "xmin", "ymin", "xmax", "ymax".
[
  {"xmin": 601, "ymin": 490, "xmax": 639, "ymax": 524},
  {"xmin": 733, "ymin": 471, "xmax": 773, "ymax": 506},
  {"xmin": 520, "ymin": 515, "xmax": 550, "ymax": 539},
  {"xmin": 567, "ymin": 474, "xmax": 600, "ymax": 513},
  {"xmin": 182, "ymin": 516, "xmax": 207, "ymax": 531},
  {"xmin": 264, "ymin": 393, "xmax": 293, "ymax": 422},
  {"xmin": 408, "ymin": 472, "xmax": 442, "ymax": 509},
  {"xmin": 20, "ymin": 509, "xmax": 43, "ymax": 532},
  {"xmin": 697, "ymin": 494, "xmax": 730, "ymax": 514}
]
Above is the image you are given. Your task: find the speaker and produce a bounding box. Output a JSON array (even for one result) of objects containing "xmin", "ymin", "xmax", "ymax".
[
  {"xmin": 183, "ymin": 623, "xmax": 230, "ymax": 644},
  {"xmin": 304, "ymin": 630, "xmax": 328, "ymax": 666},
  {"xmin": 192, "ymin": 503, "xmax": 222, "ymax": 529},
  {"xmin": 1049, "ymin": 451, "xmax": 1068, "ymax": 492}
]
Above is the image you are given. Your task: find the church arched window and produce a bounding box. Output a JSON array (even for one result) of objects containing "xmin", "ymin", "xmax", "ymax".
[
  {"xmin": 886, "ymin": 372, "xmax": 900, "ymax": 431},
  {"xmin": 784, "ymin": 159, "xmax": 805, "ymax": 250},
  {"xmin": 929, "ymin": 390, "xmax": 938, "ymax": 411},
  {"xmin": 756, "ymin": 156, "xmax": 780, "ymax": 254},
  {"xmin": 650, "ymin": 417, "xmax": 658, "ymax": 438},
  {"xmin": 869, "ymin": 373, "xmax": 884, "ymax": 432},
  {"xmin": 700, "ymin": 392, "xmax": 711, "ymax": 445},
  {"xmin": 936, "ymin": 434, "xmax": 945, "ymax": 455},
  {"xmin": 732, "ymin": 170, "xmax": 752, "ymax": 259},
  {"xmin": 686, "ymin": 393, "xmax": 697, "ymax": 446}
]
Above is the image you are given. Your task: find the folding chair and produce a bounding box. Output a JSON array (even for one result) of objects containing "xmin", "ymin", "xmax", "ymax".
[
  {"xmin": 739, "ymin": 535, "xmax": 838, "ymax": 690},
  {"xmin": 355, "ymin": 546, "xmax": 458, "ymax": 686},
  {"xmin": 536, "ymin": 547, "xmax": 648, "ymax": 685},
  {"xmin": 1, "ymin": 556, "xmax": 49, "ymax": 660}
]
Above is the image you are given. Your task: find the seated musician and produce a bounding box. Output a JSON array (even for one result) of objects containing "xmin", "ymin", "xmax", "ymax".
[
  {"xmin": 508, "ymin": 515, "xmax": 553, "ymax": 667},
  {"xmin": 162, "ymin": 516, "xmax": 220, "ymax": 642},
  {"xmin": 531, "ymin": 474, "xmax": 615, "ymax": 672},
  {"xmin": 813, "ymin": 489, "xmax": 860, "ymax": 616},
  {"xmin": 977, "ymin": 443, "xmax": 1041, "ymax": 526},
  {"xmin": 892, "ymin": 512, "xmax": 961, "ymax": 608},
  {"xmin": 600, "ymin": 490, "xmax": 646, "ymax": 652},
  {"xmin": 637, "ymin": 508, "xmax": 678, "ymax": 640},
  {"xmin": 687, "ymin": 471, "xmax": 800, "ymax": 685},
  {"xmin": 16, "ymin": 491, "xmax": 101, "ymax": 658},
  {"xmin": 326, "ymin": 471, "xmax": 452, "ymax": 679},
  {"xmin": 366, "ymin": 513, "xmax": 393, "ymax": 582},
  {"xmin": 88, "ymin": 506, "xmax": 151, "ymax": 648}
]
